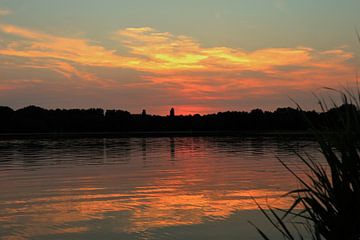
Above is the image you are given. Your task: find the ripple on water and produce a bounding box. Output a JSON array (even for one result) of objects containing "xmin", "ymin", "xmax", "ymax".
[{"xmin": 0, "ymin": 136, "xmax": 321, "ymax": 240}]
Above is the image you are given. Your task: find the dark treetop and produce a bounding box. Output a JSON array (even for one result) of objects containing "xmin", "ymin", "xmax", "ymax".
[{"xmin": 0, "ymin": 104, "xmax": 355, "ymax": 134}]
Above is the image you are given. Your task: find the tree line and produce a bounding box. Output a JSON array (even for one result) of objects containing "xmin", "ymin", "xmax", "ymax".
[{"xmin": 0, "ymin": 104, "xmax": 355, "ymax": 133}]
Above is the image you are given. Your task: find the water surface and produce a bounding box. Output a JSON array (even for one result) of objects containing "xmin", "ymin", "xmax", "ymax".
[{"xmin": 0, "ymin": 136, "xmax": 320, "ymax": 239}]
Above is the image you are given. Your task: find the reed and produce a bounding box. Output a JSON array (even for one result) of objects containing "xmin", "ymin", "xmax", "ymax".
[{"xmin": 252, "ymin": 89, "xmax": 360, "ymax": 240}]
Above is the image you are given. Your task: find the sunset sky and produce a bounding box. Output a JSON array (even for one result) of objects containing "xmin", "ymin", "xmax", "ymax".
[{"xmin": 0, "ymin": 0, "xmax": 359, "ymax": 115}]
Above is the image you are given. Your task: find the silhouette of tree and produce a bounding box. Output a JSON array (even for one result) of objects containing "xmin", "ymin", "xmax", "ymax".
[{"xmin": 0, "ymin": 104, "xmax": 356, "ymax": 134}]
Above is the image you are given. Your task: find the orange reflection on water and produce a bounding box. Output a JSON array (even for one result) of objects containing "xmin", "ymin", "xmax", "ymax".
[
  {"xmin": 1, "ymin": 184, "xmax": 293, "ymax": 237},
  {"xmin": 122, "ymin": 188, "xmax": 292, "ymax": 233},
  {"xmin": 0, "ymin": 137, "xmax": 310, "ymax": 239}
]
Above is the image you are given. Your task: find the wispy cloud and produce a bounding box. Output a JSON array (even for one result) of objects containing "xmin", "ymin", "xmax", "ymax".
[
  {"xmin": 114, "ymin": 27, "xmax": 353, "ymax": 98},
  {"xmin": 0, "ymin": 24, "xmax": 352, "ymax": 73},
  {"xmin": 0, "ymin": 8, "xmax": 12, "ymax": 16},
  {"xmin": 117, "ymin": 27, "xmax": 352, "ymax": 74},
  {"xmin": 0, "ymin": 24, "xmax": 132, "ymax": 67},
  {"xmin": 0, "ymin": 24, "xmax": 355, "ymax": 113}
]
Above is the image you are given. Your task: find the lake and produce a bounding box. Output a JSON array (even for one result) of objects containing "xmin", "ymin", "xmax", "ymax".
[{"xmin": 0, "ymin": 136, "xmax": 321, "ymax": 240}]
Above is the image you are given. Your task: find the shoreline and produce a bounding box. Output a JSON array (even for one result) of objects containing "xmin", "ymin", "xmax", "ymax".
[{"xmin": 0, "ymin": 130, "xmax": 313, "ymax": 139}]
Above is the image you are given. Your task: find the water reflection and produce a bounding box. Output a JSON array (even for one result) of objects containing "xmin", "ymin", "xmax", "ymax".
[
  {"xmin": 0, "ymin": 136, "xmax": 320, "ymax": 239},
  {"xmin": 170, "ymin": 137, "xmax": 175, "ymax": 161}
]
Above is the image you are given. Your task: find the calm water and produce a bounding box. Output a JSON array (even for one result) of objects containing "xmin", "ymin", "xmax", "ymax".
[{"xmin": 0, "ymin": 136, "xmax": 321, "ymax": 240}]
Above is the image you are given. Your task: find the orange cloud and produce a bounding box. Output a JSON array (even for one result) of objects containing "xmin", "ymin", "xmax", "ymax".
[
  {"xmin": 116, "ymin": 27, "xmax": 355, "ymax": 109},
  {"xmin": 0, "ymin": 24, "xmax": 352, "ymax": 74},
  {"xmin": 0, "ymin": 24, "xmax": 134, "ymax": 67},
  {"xmin": 0, "ymin": 24, "xmax": 355, "ymax": 113},
  {"xmin": 116, "ymin": 27, "xmax": 352, "ymax": 73}
]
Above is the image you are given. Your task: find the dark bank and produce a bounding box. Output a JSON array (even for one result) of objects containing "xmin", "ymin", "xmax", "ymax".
[{"xmin": 0, "ymin": 104, "xmax": 356, "ymax": 134}]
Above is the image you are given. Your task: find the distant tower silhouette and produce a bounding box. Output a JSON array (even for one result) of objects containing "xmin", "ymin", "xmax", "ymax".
[
  {"xmin": 142, "ymin": 109, "xmax": 147, "ymax": 117},
  {"xmin": 170, "ymin": 108, "xmax": 175, "ymax": 117}
]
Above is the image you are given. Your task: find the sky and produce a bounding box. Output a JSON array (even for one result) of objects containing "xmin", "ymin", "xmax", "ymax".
[{"xmin": 0, "ymin": 0, "xmax": 359, "ymax": 115}]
